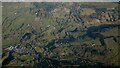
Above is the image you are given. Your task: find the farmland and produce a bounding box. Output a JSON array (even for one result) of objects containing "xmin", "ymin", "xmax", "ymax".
[{"xmin": 1, "ymin": 2, "xmax": 120, "ymax": 67}]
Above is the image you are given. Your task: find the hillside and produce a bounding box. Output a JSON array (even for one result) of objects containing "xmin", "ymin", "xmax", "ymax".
[{"xmin": 2, "ymin": 2, "xmax": 120, "ymax": 67}]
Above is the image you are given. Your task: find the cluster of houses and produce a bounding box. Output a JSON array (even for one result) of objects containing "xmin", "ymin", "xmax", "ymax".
[{"xmin": 5, "ymin": 43, "xmax": 36, "ymax": 55}]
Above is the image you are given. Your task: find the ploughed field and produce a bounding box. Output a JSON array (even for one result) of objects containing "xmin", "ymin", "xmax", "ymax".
[{"xmin": 2, "ymin": 2, "xmax": 120, "ymax": 67}]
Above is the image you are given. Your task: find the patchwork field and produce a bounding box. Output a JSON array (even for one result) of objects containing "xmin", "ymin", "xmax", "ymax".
[{"xmin": 1, "ymin": 2, "xmax": 120, "ymax": 67}]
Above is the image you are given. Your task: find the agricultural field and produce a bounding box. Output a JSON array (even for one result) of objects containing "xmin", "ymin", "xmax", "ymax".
[{"xmin": 1, "ymin": 2, "xmax": 120, "ymax": 68}]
